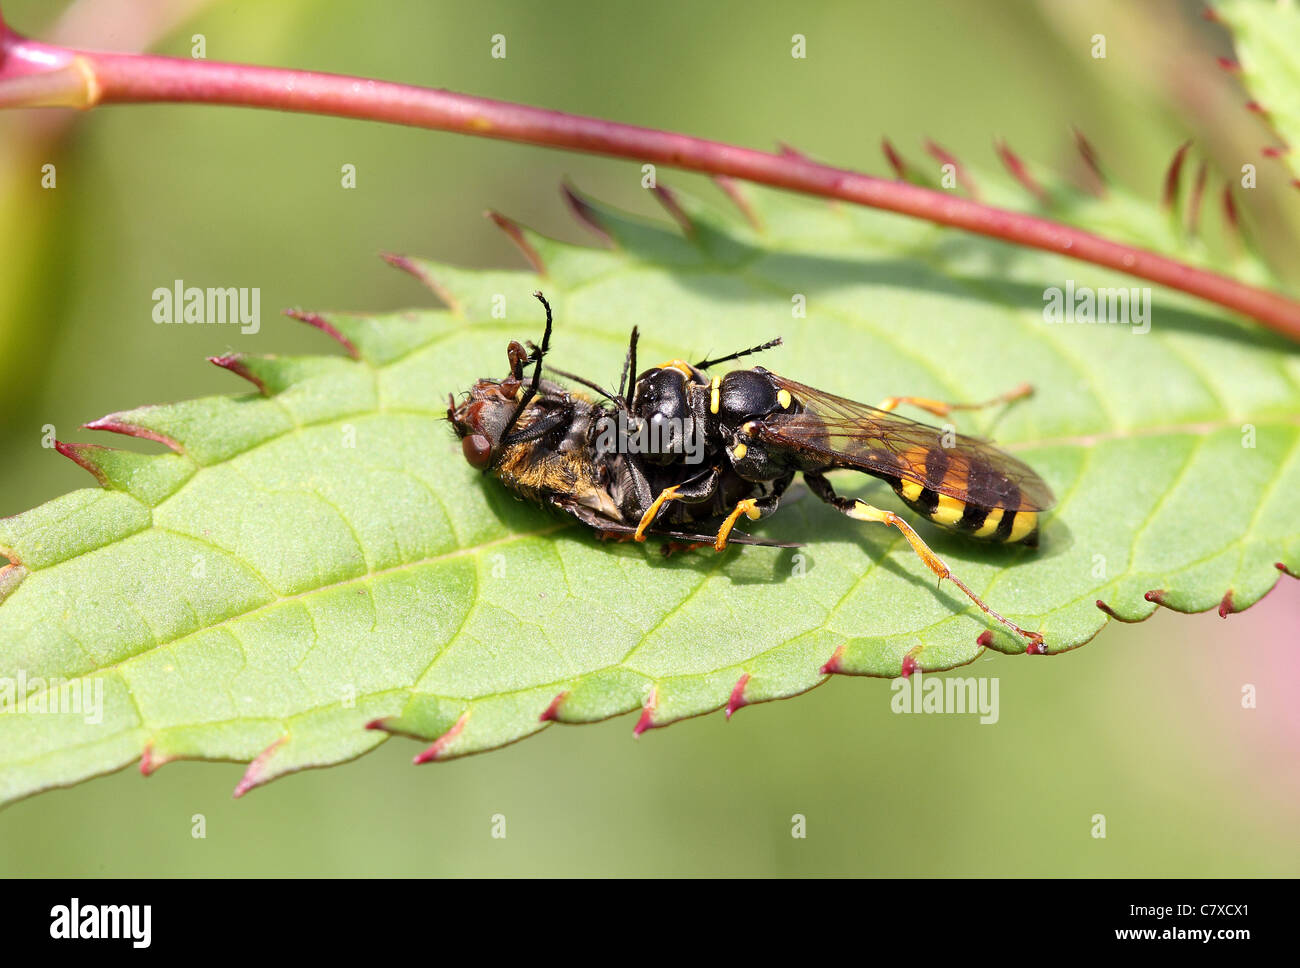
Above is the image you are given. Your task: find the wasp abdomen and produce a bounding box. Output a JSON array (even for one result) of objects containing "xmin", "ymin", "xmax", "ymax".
[{"xmin": 890, "ymin": 452, "xmax": 1040, "ymax": 547}]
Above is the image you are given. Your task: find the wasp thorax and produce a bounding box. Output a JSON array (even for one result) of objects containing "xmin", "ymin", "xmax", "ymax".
[{"xmin": 718, "ymin": 368, "xmax": 780, "ymax": 425}]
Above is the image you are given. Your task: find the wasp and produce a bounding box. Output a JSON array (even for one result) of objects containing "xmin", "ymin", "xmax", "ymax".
[
  {"xmin": 625, "ymin": 344, "xmax": 1056, "ymax": 646},
  {"xmin": 447, "ymin": 292, "xmax": 792, "ymax": 549},
  {"xmin": 451, "ymin": 292, "xmax": 1054, "ymax": 647}
]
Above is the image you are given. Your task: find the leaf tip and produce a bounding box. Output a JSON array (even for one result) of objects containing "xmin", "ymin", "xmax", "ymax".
[
  {"xmin": 379, "ymin": 252, "xmax": 463, "ymax": 314},
  {"xmin": 53, "ymin": 439, "xmax": 108, "ymax": 486},
  {"xmin": 1162, "ymin": 140, "xmax": 1193, "ymax": 211},
  {"xmin": 1217, "ymin": 589, "xmax": 1235, "ymax": 618},
  {"xmin": 560, "ymin": 181, "xmax": 615, "ymax": 247},
  {"xmin": 712, "ymin": 175, "xmax": 762, "ymax": 231},
  {"xmin": 82, "ymin": 413, "xmax": 182, "ymax": 454},
  {"xmin": 1095, "ymin": 599, "xmax": 1143, "ymax": 623},
  {"xmin": 538, "ymin": 691, "xmax": 568, "ymax": 723},
  {"xmin": 413, "ymin": 710, "xmax": 469, "ymax": 764},
  {"xmin": 139, "ymin": 744, "xmax": 174, "ymax": 777},
  {"xmin": 208, "ymin": 354, "xmax": 268, "ymax": 395},
  {"xmin": 819, "ymin": 643, "xmax": 846, "ymax": 676},
  {"xmin": 899, "ymin": 650, "xmax": 921, "ymax": 677},
  {"xmin": 485, "ymin": 209, "xmax": 548, "ymax": 275},
  {"xmin": 631, "ymin": 688, "xmax": 658, "ymax": 737},
  {"xmin": 881, "ymin": 137, "xmax": 908, "ymax": 180},
  {"xmin": 232, "ymin": 736, "xmax": 287, "ymax": 799},
  {"xmin": 725, "ymin": 673, "xmax": 750, "ymax": 719},
  {"xmin": 994, "ymin": 138, "xmax": 1048, "ymax": 204},
  {"xmin": 650, "ymin": 183, "xmax": 695, "ymax": 237},
  {"xmin": 283, "ymin": 308, "xmax": 361, "ymax": 359}
]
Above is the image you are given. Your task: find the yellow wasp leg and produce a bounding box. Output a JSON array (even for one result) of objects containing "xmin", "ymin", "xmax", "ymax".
[
  {"xmin": 845, "ymin": 501, "xmax": 1045, "ymax": 648},
  {"xmin": 713, "ymin": 498, "xmax": 762, "ymax": 552},
  {"xmin": 634, "ymin": 484, "xmax": 682, "ymax": 542},
  {"xmin": 875, "ymin": 382, "xmax": 1033, "ymax": 418}
]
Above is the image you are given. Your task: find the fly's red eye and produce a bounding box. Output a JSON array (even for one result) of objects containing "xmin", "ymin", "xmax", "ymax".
[{"xmin": 462, "ymin": 434, "xmax": 493, "ymax": 469}]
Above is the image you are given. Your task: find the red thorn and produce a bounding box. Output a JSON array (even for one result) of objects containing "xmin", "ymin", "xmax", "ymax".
[
  {"xmin": 725, "ymin": 673, "xmax": 751, "ymax": 719},
  {"xmin": 881, "ymin": 137, "xmax": 908, "ymax": 180},
  {"xmin": 232, "ymin": 736, "xmax": 287, "ymax": 798},
  {"xmin": 975, "ymin": 630, "xmax": 994, "ymax": 647},
  {"xmin": 899, "ymin": 654, "xmax": 919, "ymax": 678},
  {"xmin": 1262, "ymin": 145, "xmax": 1291, "ymax": 159},
  {"xmin": 538, "ymin": 690, "xmax": 568, "ymax": 723},
  {"xmin": 208, "ymin": 354, "xmax": 268, "ymax": 395},
  {"xmin": 486, "ymin": 210, "xmax": 547, "ymax": 275},
  {"xmin": 1201, "ymin": 5, "xmax": 1222, "ymax": 22},
  {"xmin": 820, "ymin": 643, "xmax": 846, "ymax": 675},
  {"xmin": 1070, "ymin": 127, "xmax": 1107, "ymax": 195},
  {"xmin": 712, "ymin": 175, "xmax": 762, "ymax": 231},
  {"xmin": 413, "ymin": 710, "xmax": 470, "ymax": 765},
  {"xmin": 651, "ymin": 184, "xmax": 695, "ymax": 237},
  {"xmin": 379, "ymin": 252, "xmax": 462, "ymax": 314},
  {"xmin": 1292, "ymin": 180, "xmax": 1300, "ymax": 191},
  {"xmin": 1095, "ymin": 599, "xmax": 1143, "ymax": 623},
  {"xmin": 994, "ymin": 139, "xmax": 1048, "ymax": 204},
  {"xmin": 1277, "ymin": 562, "xmax": 1297, "ymax": 578},
  {"xmin": 53, "ymin": 440, "xmax": 108, "ymax": 486},
  {"xmin": 925, "ymin": 139, "xmax": 978, "ymax": 196},
  {"xmin": 1163, "ymin": 140, "xmax": 1193, "ymax": 211},
  {"xmin": 1144, "ymin": 589, "xmax": 1167, "ymax": 605},
  {"xmin": 1218, "ymin": 589, "xmax": 1235, "ymax": 618},
  {"xmin": 560, "ymin": 181, "xmax": 615, "ymax": 247},
  {"xmin": 1217, "ymin": 57, "xmax": 1240, "ymax": 72},
  {"xmin": 776, "ymin": 141, "xmax": 811, "ymax": 161},
  {"xmin": 1025, "ymin": 640, "xmax": 1047, "ymax": 655},
  {"xmin": 283, "ymin": 308, "xmax": 360, "ymax": 359},
  {"xmin": 364, "ymin": 717, "xmax": 391, "ymax": 731},
  {"xmin": 1188, "ymin": 161, "xmax": 1209, "ymax": 235},
  {"xmin": 1245, "ymin": 100, "xmax": 1266, "ymax": 115},
  {"xmin": 82, "ymin": 415, "xmax": 182, "ymax": 454},
  {"xmin": 1222, "ymin": 185, "xmax": 1240, "ymax": 233},
  {"xmin": 632, "ymin": 687, "xmax": 658, "ymax": 737},
  {"xmin": 139, "ymin": 744, "xmax": 173, "ymax": 777}
]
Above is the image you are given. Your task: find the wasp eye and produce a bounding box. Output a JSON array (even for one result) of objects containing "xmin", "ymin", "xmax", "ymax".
[{"xmin": 462, "ymin": 434, "xmax": 493, "ymax": 469}]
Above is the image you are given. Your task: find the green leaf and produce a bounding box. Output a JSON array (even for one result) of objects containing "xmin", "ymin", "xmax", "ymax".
[
  {"xmin": 1216, "ymin": 0, "xmax": 1300, "ymax": 179},
  {"xmin": 2, "ymin": 184, "xmax": 1297, "ymax": 806}
]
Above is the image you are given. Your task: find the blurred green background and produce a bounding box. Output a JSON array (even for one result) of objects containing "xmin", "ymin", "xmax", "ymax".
[{"xmin": 1, "ymin": 0, "xmax": 1296, "ymax": 876}]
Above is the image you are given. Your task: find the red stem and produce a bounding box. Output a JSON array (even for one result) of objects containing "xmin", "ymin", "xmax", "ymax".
[{"xmin": 4, "ymin": 21, "xmax": 1300, "ymax": 342}]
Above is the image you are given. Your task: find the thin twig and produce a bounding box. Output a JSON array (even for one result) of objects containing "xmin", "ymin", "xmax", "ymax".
[{"xmin": 2, "ymin": 15, "xmax": 1298, "ymax": 342}]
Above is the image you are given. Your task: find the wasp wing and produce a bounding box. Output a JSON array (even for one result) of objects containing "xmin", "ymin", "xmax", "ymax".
[{"xmin": 756, "ymin": 376, "xmax": 1055, "ymax": 512}]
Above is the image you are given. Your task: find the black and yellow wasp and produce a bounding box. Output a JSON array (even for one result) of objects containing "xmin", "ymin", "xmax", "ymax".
[{"xmin": 450, "ymin": 292, "xmax": 1055, "ymax": 647}]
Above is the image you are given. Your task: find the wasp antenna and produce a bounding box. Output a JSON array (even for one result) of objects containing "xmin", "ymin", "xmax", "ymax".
[
  {"xmin": 620, "ymin": 326, "xmax": 640, "ymax": 406},
  {"xmin": 694, "ymin": 336, "xmax": 782, "ymax": 371},
  {"xmin": 544, "ymin": 364, "xmax": 621, "ymax": 404}
]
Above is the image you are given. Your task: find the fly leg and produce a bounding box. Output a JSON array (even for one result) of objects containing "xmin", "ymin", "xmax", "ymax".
[{"xmin": 804, "ymin": 472, "xmax": 1044, "ymax": 649}]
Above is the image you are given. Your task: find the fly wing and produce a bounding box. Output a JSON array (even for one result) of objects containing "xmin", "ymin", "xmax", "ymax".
[{"xmin": 756, "ymin": 375, "xmax": 1055, "ymax": 512}]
